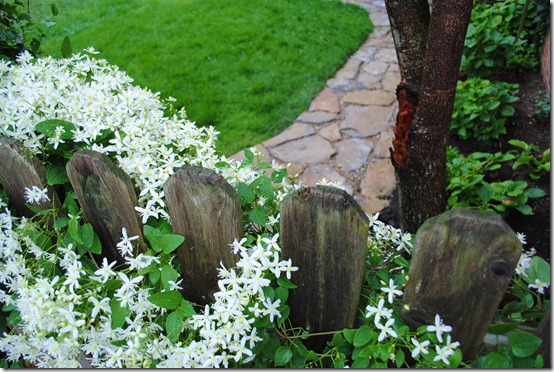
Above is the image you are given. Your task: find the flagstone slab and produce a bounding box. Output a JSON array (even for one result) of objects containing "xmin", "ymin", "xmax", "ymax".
[
  {"xmin": 335, "ymin": 59, "xmax": 362, "ymax": 80},
  {"xmin": 360, "ymin": 158, "xmax": 397, "ymax": 199},
  {"xmin": 335, "ymin": 138, "xmax": 373, "ymax": 172},
  {"xmin": 270, "ymin": 135, "xmax": 335, "ymax": 164},
  {"xmin": 263, "ymin": 123, "xmax": 316, "ymax": 148},
  {"xmin": 327, "ymin": 77, "xmax": 354, "ymax": 91},
  {"xmin": 340, "ymin": 105, "xmax": 395, "ymax": 138},
  {"xmin": 297, "ymin": 111, "xmax": 337, "ymax": 124},
  {"xmin": 363, "ymin": 60, "xmax": 389, "ymax": 76},
  {"xmin": 309, "ymin": 88, "xmax": 341, "ymax": 114},
  {"xmin": 343, "ymin": 90, "xmax": 396, "ymax": 106}
]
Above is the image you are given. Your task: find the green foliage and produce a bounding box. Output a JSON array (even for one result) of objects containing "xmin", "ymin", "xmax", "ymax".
[
  {"xmin": 509, "ymin": 139, "xmax": 551, "ymax": 180},
  {"xmin": 33, "ymin": 0, "xmax": 373, "ymax": 156},
  {"xmin": 446, "ymin": 147, "xmax": 546, "ymax": 216},
  {"xmin": 0, "ymin": 0, "xmax": 59, "ymax": 59},
  {"xmin": 451, "ymin": 78, "xmax": 519, "ymax": 141},
  {"xmin": 532, "ymin": 91, "xmax": 551, "ymax": 120},
  {"xmin": 462, "ymin": 0, "xmax": 549, "ymax": 77}
]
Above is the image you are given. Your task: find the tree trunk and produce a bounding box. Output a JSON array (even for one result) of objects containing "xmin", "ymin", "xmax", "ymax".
[{"xmin": 386, "ymin": 0, "xmax": 473, "ymax": 233}]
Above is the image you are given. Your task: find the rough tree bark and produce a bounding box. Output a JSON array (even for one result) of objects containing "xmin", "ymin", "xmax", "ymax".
[{"xmin": 386, "ymin": 0, "xmax": 473, "ymax": 233}]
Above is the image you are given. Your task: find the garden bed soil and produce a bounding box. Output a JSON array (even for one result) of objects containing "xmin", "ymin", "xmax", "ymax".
[{"xmin": 379, "ymin": 68, "xmax": 551, "ymax": 262}]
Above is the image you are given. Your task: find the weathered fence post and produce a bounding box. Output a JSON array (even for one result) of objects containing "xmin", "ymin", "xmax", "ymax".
[
  {"xmin": 0, "ymin": 137, "xmax": 60, "ymax": 217},
  {"xmin": 163, "ymin": 165, "xmax": 242, "ymax": 305},
  {"xmin": 66, "ymin": 150, "xmax": 145, "ymax": 264},
  {"xmin": 280, "ymin": 185, "xmax": 369, "ymax": 351},
  {"xmin": 401, "ymin": 208, "xmax": 522, "ymax": 360}
]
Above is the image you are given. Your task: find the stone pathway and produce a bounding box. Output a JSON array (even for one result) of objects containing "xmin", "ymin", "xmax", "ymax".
[{"xmin": 231, "ymin": 0, "xmax": 399, "ymax": 215}]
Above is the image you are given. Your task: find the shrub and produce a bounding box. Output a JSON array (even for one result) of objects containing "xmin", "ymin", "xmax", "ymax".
[
  {"xmin": 0, "ymin": 0, "xmax": 59, "ymax": 60},
  {"xmin": 451, "ymin": 77, "xmax": 519, "ymax": 141},
  {"xmin": 462, "ymin": 0, "xmax": 550, "ymax": 77},
  {"xmin": 446, "ymin": 147, "xmax": 546, "ymax": 216}
]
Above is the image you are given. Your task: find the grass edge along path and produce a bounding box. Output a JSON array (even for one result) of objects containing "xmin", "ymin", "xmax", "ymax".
[{"xmin": 34, "ymin": 0, "xmax": 373, "ymax": 155}]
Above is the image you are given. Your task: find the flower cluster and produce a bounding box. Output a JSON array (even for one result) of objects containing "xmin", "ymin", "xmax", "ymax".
[
  {"xmin": 0, "ymin": 195, "xmax": 298, "ymax": 367},
  {"xmin": 0, "ymin": 50, "xmax": 294, "ymax": 223}
]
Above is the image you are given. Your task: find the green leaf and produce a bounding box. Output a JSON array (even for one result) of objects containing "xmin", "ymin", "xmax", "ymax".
[
  {"xmin": 81, "ymin": 223, "xmax": 95, "ymax": 248},
  {"xmin": 214, "ymin": 161, "xmax": 229, "ymax": 168},
  {"xmin": 525, "ymin": 256, "xmax": 550, "ymax": 284},
  {"xmin": 351, "ymin": 356, "xmax": 370, "ymax": 368},
  {"xmin": 249, "ymin": 206, "xmax": 266, "ymax": 226},
  {"xmin": 525, "ymin": 188, "xmax": 546, "ymax": 199},
  {"xmin": 342, "ymin": 328, "xmax": 356, "ymax": 344},
  {"xmin": 86, "ymin": 231, "xmax": 102, "ymax": 254},
  {"xmin": 448, "ymin": 348, "xmax": 463, "ymax": 368},
  {"xmin": 35, "ymin": 119, "xmax": 76, "ymax": 140},
  {"xmin": 110, "ymin": 298, "xmax": 130, "ymax": 329},
  {"xmin": 509, "ymin": 332, "xmax": 542, "ymax": 358},
  {"xmin": 274, "ymin": 346, "xmax": 293, "ymax": 366},
  {"xmin": 277, "ymin": 276, "xmax": 298, "ymax": 289},
  {"xmin": 177, "ymin": 299, "xmax": 196, "ymax": 318},
  {"xmin": 51, "ymin": 3, "xmax": 59, "ymax": 16},
  {"xmin": 61, "ymin": 36, "xmax": 72, "ymax": 58},
  {"xmin": 329, "ymin": 332, "xmax": 344, "ymax": 348},
  {"xmin": 166, "ymin": 311, "xmax": 184, "ymax": 343},
  {"xmin": 243, "ymin": 148, "xmax": 255, "ymax": 162},
  {"xmin": 515, "ymin": 204, "xmax": 533, "ymax": 215},
  {"xmin": 395, "ymin": 349, "xmax": 405, "ymax": 367},
  {"xmin": 251, "ymin": 176, "xmax": 274, "ymax": 199},
  {"xmin": 144, "ymin": 225, "xmax": 162, "ymax": 252},
  {"xmin": 148, "ymin": 290, "xmax": 183, "ymax": 310},
  {"xmin": 478, "ymin": 184, "xmax": 494, "ymax": 203},
  {"xmin": 488, "ymin": 323, "xmax": 518, "ymax": 335},
  {"xmin": 500, "ymin": 105, "xmax": 515, "ymax": 117},
  {"xmin": 54, "ymin": 217, "xmax": 70, "ymax": 229},
  {"xmin": 68, "ymin": 217, "xmax": 84, "ymax": 245},
  {"xmin": 274, "ymin": 286, "xmax": 289, "ymax": 303},
  {"xmin": 46, "ymin": 165, "xmax": 69, "ymax": 185},
  {"xmin": 149, "ymin": 268, "xmax": 161, "ymax": 285},
  {"xmin": 237, "ymin": 182, "xmax": 256, "ymax": 204},
  {"xmin": 353, "ymin": 325, "xmax": 372, "ymax": 347},
  {"xmin": 160, "ymin": 234, "xmax": 185, "ymax": 254},
  {"xmin": 161, "ymin": 264, "xmax": 180, "ymax": 291},
  {"xmin": 481, "ymin": 351, "xmax": 513, "ymax": 368}
]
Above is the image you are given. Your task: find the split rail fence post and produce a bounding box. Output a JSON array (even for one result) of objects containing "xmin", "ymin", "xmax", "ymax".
[
  {"xmin": 280, "ymin": 185, "xmax": 369, "ymax": 351},
  {"xmin": 164, "ymin": 165, "xmax": 242, "ymax": 305},
  {"xmin": 66, "ymin": 149, "xmax": 145, "ymax": 265},
  {"xmin": 401, "ymin": 208, "xmax": 522, "ymax": 360}
]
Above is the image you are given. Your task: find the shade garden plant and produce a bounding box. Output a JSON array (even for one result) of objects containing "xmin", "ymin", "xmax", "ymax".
[{"xmin": 0, "ymin": 47, "xmax": 549, "ymax": 368}]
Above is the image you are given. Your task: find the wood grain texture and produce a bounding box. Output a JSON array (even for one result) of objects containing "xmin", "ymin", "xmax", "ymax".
[
  {"xmin": 66, "ymin": 150, "xmax": 145, "ymax": 264},
  {"xmin": 401, "ymin": 208, "xmax": 522, "ymax": 360},
  {"xmin": 163, "ymin": 165, "xmax": 242, "ymax": 305},
  {"xmin": 0, "ymin": 137, "xmax": 60, "ymax": 218},
  {"xmin": 280, "ymin": 185, "xmax": 369, "ymax": 351}
]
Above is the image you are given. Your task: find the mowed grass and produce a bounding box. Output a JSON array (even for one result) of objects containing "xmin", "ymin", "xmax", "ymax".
[{"xmin": 35, "ymin": 0, "xmax": 373, "ymax": 155}]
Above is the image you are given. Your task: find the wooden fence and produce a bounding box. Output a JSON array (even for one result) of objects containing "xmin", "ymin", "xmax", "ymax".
[{"xmin": 0, "ymin": 138, "xmax": 549, "ymax": 364}]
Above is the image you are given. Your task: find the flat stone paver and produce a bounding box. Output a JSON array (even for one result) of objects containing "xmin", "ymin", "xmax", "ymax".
[
  {"xmin": 231, "ymin": 0, "xmax": 399, "ymax": 217},
  {"xmin": 296, "ymin": 111, "xmax": 337, "ymax": 124},
  {"xmin": 335, "ymin": 138, "xmax": 373, "ymax": 172},
  {"xmin": 340, "ymin": 105, "xmax": 395, "ymax": 138},
  {"xmin": 343, "ymin": 90, "xmax": 396, "ymax": 106},
  {"xmin": 270, "ymin": 135, "xmax": 335, "ymax": 164}
]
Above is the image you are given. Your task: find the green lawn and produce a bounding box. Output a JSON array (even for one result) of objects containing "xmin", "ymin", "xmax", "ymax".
[{"xmin": 34, "ymin": 0, "xmax": 373, "ymax": 155}]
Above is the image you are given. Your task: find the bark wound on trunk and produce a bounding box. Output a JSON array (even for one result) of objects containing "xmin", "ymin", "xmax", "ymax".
[{"xmin": 391, "ymin": 83, "xmax": 419, "ymax": 167}]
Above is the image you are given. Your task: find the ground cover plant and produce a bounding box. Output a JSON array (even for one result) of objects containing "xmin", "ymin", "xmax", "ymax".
[{"xmin": 31, "ymin": 0, "xmax": 373, "ymax": 155}]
